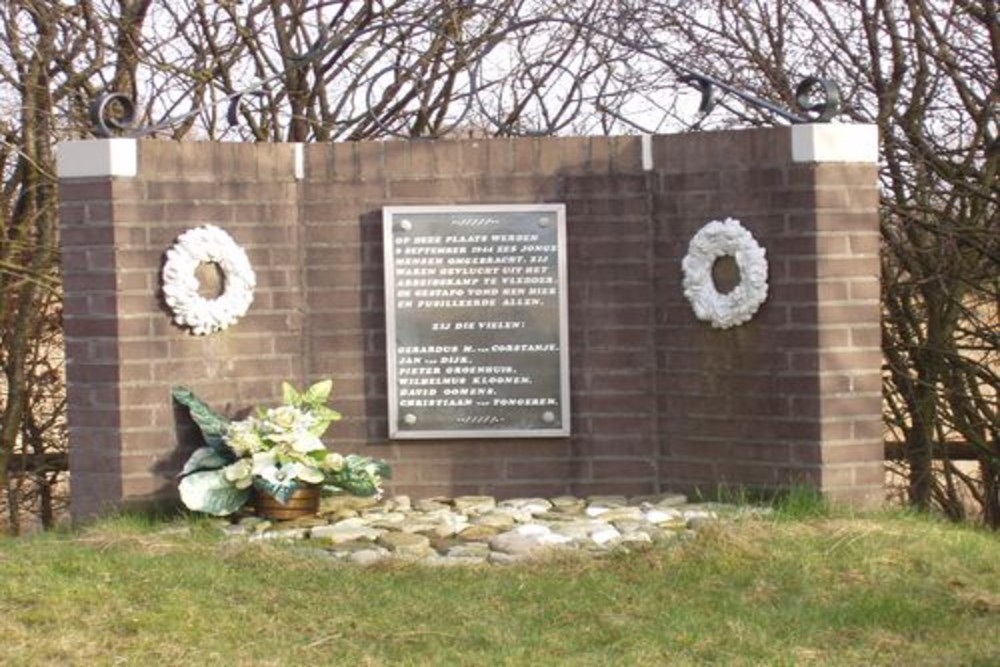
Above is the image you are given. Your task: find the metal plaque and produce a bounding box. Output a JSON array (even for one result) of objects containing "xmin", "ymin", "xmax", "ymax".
[{"xmin": 383, "ymin": 204, "xmax": 570, "ymax": 439}]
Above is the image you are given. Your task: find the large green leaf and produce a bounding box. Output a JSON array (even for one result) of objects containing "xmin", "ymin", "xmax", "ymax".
[
  {"xmin": 179, "ymin": 446, "xmax": 230, "ymax": 478},
  {"xmin": 172, "ymin": 386, "xmax": 231, "ymax": 453},
  {"xmin": 326, "ymin": 455, "xmax": 391, "ymax": 497},
  {"xmin": 178, "ymin": 468, "xmax": 250, "ymax": 516}
]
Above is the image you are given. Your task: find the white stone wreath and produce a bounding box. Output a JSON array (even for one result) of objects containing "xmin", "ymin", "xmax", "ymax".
[
  {"xmin": 681, "ymin": 218, "xmax": 769, "ymax": 329},
  {"xmin": 161, "ymin": 224, "xmax": 256, "ymax": 335}
]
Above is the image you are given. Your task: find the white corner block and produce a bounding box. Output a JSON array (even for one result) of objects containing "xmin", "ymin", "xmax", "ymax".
[
  {"xmin": 641, "ymin": 134, "xmax": 654, "ymax": 170},
  {"xmin": 56, "ymin": 138, "xmax": 138, "ymax": 178},
  {"xmin": 791, "ymin": 124, "xmax": 878, "ymax": 164},
  {"xmin": 293, "ymin": 143, "xmax": 305, "ymax": 180}
]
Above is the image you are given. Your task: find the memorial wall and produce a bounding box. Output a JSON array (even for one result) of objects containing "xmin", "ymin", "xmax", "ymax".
[{"xmin": 57, "ymin": 126, "xmax": 884, "ymax": 519}]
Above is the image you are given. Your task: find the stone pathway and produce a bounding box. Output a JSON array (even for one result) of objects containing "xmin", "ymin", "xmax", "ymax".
[{"xmin": 221, "ymin": 492, "xmax": 770, "ymax": 566}]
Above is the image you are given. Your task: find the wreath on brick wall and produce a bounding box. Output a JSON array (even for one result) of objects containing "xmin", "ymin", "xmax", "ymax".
[
  {"xmin": 161, "ymin": 224, "xmax": 256, "ymax": 335},
  {"xmin": 681, "ymin": 217, "xmax": 769, "ymax": 329}
]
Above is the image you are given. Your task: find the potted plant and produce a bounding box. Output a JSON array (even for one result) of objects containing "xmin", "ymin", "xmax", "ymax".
[{"xmin": 173, "ymin": 379, "xmax": 390, "ymax": 519}]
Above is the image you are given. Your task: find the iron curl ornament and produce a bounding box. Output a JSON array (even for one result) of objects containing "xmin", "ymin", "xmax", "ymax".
[{"xmin": 86, "ymin": 4, "xmax": 843, "ymax": 140}]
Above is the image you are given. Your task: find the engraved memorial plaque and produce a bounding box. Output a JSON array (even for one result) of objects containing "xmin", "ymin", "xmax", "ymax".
[{"xmin": 383, "ymin": 204, "xmax": 570, "ymax": 439}]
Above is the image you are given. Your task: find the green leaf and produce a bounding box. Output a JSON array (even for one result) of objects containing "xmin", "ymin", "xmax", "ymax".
[
  {"xmin": 253, "ymin": 476, "xmax": 300, "ymax": 505},
  {"xmin": 281, "ymin": 381, "xmax": 300, "ymax": 406},
  {"xmin": 178, "ymin": 469, "xmax": 250, "ymax": 516},
  {"xmin": 172, "ymin": 386, "xmax": 231, "ymax": 453},
  {"xmin": 310, "ymin": 405, "xmax": 342, "ymax": 424},
  {"xmin": 303, "ymin": 379, "xmax": 333, "ymax": 405},
  {"xmin": 179, "ymin": 446, "xmax": 231, "ymax": 478}
]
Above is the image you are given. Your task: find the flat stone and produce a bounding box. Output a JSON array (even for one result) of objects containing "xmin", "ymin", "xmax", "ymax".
[
  {"xmin": 377, "ymin": 531, "xmax": 433, "ymax": 557},
  {"xmin": 586, "ymin": 495, "xmax": 629, "ymax": 508},
  {"xmin": 414, "ymin": 498, "xmax": 452, "ymax": 512},
  {"xmin": 311, "ymin": 523, "xmax": 383, "ymax": 544},
  {"xmin": 490, "ymin": 507, "xmax": 535, "ymax": 523},
  {"xmin": 534, "ymin": 510, "xmax": 582, "ymax": 523},
  {"xmin": 497, "ymin": 497, "xmax": 553, "ymax": 515},
  {"xmin": 642, "ymin": 508, "xmax": 683, "ymax": 524},
  {"xmin": 618, "ymin": 531, "xmax": 653, "ymax": 546},
  {"xmin": 384, "ymin": 495, "xmax": 412, "ymax": 511},
  {"xmin": 429, "ymin": 536, "xmax": 465, "ymax": 554},
  {"xmin": 548, "ymin": 519, "xmax": 614, "ymax": 541},
  {"xmin": 593, "ymin": 507, "xmax": 643, "ymax": 522},
  {"xmin": 611, "ymin": 519, "xmax": 649, "ymax": 535},
  {"xmin": 431, "ymin": 520, "xmax": 470, "ymax": 538},
  {"xmin": 589, "ymin": 526, "xmax": 622, "ymax": 546},
  {"xmin": 490, "ymin": 531, "xmax": 545, "ymax": 556},
  {"xmin": 397, "ymin": 520, "xmax": 442, "ymax": 534},
  {"xmin": 456, "ymin": 524, "xmax": 501, "ymax": 541},
  {"xmin": 549, "ymin": 496, "xmax": 586, "ymax": 512},
  {"xmin": 360, "ymin": 510, "xmax": 407, "ymax": 525},
  {"xmin": 320, "ymin": 495, "xmax": 380, "ymax": 514},
  {"xmin": 453, "ymin": 495, "xmax": 497, "ymax": 514},
  {"xmin": 471, "ymin": 512, "xmax": 517, "ymax": 530}
]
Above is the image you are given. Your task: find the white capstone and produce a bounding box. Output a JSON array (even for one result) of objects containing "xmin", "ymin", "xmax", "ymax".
[
  {"xmin": 57, "ymin": 139, "xmax": 138, "ymax": 178},
  {"xmin": 791, "ymin": 124, "xmax": 879, "ymax": 163}
]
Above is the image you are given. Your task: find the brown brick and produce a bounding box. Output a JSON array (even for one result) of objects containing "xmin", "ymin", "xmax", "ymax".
[
  {"xmin": 590, "ymin": 458, "xmax": 656, "ymax": 479},
  {"xmin": 506, "ymin": 458, "xmax": 582, "ymax": 481}
]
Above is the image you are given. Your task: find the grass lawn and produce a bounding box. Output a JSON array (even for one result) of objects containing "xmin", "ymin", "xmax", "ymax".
[{"xmin": 1, "ymin": 504, "xmax": 997, "ymax": 666}]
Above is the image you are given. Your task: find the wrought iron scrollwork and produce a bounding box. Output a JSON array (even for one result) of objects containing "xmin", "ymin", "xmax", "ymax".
[
  {"xmin": 678, "ymin": 73, "xmax": 841, "ymax": 125},
  {"xmin": 794, "ymin": 77, "xmax": 842, "ymax": 123},
  {"xmin": 87, "ymin": 6, "xmax": 843, "ymax": 140},
  {"xmin": 89, "ymin": 93, "xmax": 137, "ymax": 138}
]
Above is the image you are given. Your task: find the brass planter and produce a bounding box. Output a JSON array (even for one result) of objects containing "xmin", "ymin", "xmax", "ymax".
[{"xmin": 253, "ymin": 485, "xmax": 321, "ymax": 521}]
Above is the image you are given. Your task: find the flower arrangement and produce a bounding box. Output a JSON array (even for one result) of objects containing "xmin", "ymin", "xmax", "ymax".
[{"xmin": 173, "ymin": 379, "xmax": 390, "ymax": 517}]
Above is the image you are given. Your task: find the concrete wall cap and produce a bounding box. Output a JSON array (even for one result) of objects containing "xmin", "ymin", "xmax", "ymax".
[
  {"xmin": 57, "ymin": 138, "xmax": 138, "ymax": 178},
  {"xmin": 791, "ymin": 124, "xmax": 879, "ymax": 164}
]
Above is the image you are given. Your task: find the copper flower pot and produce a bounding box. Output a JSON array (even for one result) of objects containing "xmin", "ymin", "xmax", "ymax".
[{"xmin": 252, "ymin": 485, "xmax": 321, "ymax": 521}]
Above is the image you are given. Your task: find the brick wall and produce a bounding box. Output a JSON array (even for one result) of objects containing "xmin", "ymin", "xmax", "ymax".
[{"xmin": 57, "ymin": 125, "xmax": 882, "ymax": 519}]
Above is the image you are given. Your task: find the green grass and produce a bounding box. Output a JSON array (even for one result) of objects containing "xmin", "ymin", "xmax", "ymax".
[{"xmin": 1, "ymin": 508, "xmax": 997, "ymax": 666}]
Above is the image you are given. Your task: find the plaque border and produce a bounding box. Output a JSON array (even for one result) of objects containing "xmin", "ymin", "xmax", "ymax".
[{"xmin": 383, "ymin": 203, "xmax": 570, "ymax": 439}]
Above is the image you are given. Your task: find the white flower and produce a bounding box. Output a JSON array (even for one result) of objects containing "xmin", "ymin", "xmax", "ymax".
[
  {"xmin": 321, "ymin": 452, "xmax": 344, "ymax": 473},
  {"xmin": 251, "ymin": 450, "xmax": 278, "ymax": 477},
  {"xmin": 290, "ymin": 432, "xmax": 325, "ymax": 454},
  {"xmin": 290, "ymin": 463, "xmax": 325, "ymax": 485},
  {"xmin": 262, "ymin": 405, "xmax": 312, "ymax": 442},
  {"xmin": 225, "ymin": 419, "xmax": 263, "ymax": 456},
  {"xmin": 222, "ymin": 459, "xmax": 254, "ymax": 489}
]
